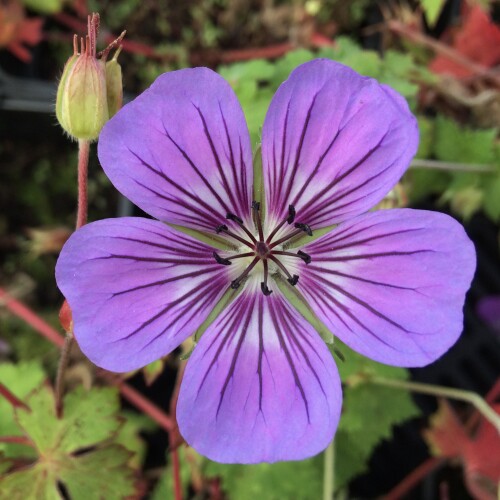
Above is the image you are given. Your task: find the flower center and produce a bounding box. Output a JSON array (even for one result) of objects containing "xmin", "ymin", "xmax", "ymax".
[{"xmin": 213, "ymin": 202, "xmax": 313, "ymax": 296}]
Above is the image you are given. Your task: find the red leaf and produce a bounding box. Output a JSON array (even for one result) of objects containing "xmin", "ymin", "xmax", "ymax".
[{"xmin": 430, "ymin": 5, "xmax": 500, "ymax": 78}]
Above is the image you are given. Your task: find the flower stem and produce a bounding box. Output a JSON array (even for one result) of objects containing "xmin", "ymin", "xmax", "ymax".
[
  {"xmin": 55, "ymin": 333, "xmax": 73, "ymax": 418},
  {"xmin": 322, "ymin": 438, "xmax": 335, "ymax": 500},
  {"xmin": 0, "ymin": 383, "xmax": 30, "ymax": 412},
  {"xmin": 410, "ymin": 158, "xmax": 496, "ymax": 173},
  {"xmin": 76, "ymin": 139, "xmax": 90, "ymax": 229},
  {"xmin": 369, "ymin": 376, "xmax": 500, "ymax": 433}
]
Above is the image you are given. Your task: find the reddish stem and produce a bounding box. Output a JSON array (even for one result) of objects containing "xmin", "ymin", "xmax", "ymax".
[
  {"xmin": 0, "ymin": 383, "xmax": 30, "ymax": 412},
  {"xmin": 55, "ymin": 334, "xmax": 73, "ymax": 418},
  {"xmin": 0, "ymin": 287, "xmax": 174, "ymax": 432},
  {"xmin": 383, "ymin": 457, "xmax": 446, "ymax": 500},
  {"xmin": 76, "ymin": 139, "xmax": 90, "ymax": 229},
  {"xmin": 0, "ymin": 436, "xmax": 34, "ymax": 447},
  {"xmin": 0, "ymin": 288, "xmax": 64, "ymax": 348}
]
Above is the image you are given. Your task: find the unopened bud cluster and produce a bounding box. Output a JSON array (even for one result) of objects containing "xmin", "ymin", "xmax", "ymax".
[{"xmin": 56, "ymin": 14, "xmax": 125, "ymax": 141}]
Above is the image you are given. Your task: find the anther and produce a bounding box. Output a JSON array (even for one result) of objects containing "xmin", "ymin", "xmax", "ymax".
[
  {"xmin": 287, "ymin": 205, "xmax": 296, "ymax": 224},
  {"xmin": 213, "ymin": 251, "xmax": 232, "ymax": 266},
  {"xmin": 252, "ymin": 201, "xmax": 260, "ymax": 211},
  {"xmin": 216, "ymin": 224, "xmax": 228, "ymax": 234},
  {"xmin": 226, "ymin": 213, "xmax": 243, "ymax": 224},
  {"xmin": 261, "ymin": 282, "xmax": 273, "ymax": 296},
  {"xmin": 297, "ymin": 250, "xmax": 312, "ymax": 264},
  {"xmin": 230, "ymin": 280, "xmax": 241, "ymax": 290},
  {"xmin": 287, "ymin": 275, "xmax": 299, "ymax": 286},
  {"xmin": 294, "ymin": 222, "xmax": 313, "ymax": 236}
]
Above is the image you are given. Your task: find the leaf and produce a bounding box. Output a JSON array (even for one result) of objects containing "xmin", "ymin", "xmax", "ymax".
[
  {"xmin": 15, "ymin": 385, "xmax": 121, "ymax": 454},
  {"xmin": 0, "ymin": 385, "xmax": 139, "ymax": 499},
  {"xmin": 332, "ymin": 343, "xmax": 420, "ymax": 488},
  {"xmin": 424, "ymin": 401, "xmax": 500, "ymax": 500},
  {"xmin": 430, "ymin": 5, "xmax": 500, "ymax": 78},
  {"xmin": 219, "ymin": 59, "xmax": 275, "ymax": 84},
  {"xmin": 142, "ymin": 359, "xmax": 165, "ymax": 386},
  {"xmin": 421, "ymin": 0, "xmax": 447, "ymax": 27},
  {"xmin": 434, "ymin": 116, "xmax": 497, "ymax": 165},
  {"xmin": 204, "ymin": 456, "xmax": 322, "ymax": 500},
  {"xmin": 482, "ymin": 174, "xmax": 500, "ymax": 222},
  {"xmin": 0, "ymin": 362, "xmax": 45, "ymax": 458}
]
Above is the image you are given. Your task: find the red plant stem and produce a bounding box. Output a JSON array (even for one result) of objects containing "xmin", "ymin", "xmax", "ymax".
[
  {"xmin": 0, "ymin": 383, "xmax": 30, "ymax": 412},
  {"xmin": 55, "ymin": 334, "xmax": 73, "ymax": 418},
  {"xmin": 383, "ymin": 457, "xmax": 446, "ymax": 500},
  {"xmin": 76, "ymin": 139, "xmax": 90, "ymax": 229},
  {"xmin": 0, "ymin": 287, "xmax": 174, "ymax": 432},
  {"xmin": 0, "ymin": 436, "xmax": 34, "ymax": 447},
  {"xmin": 0, "ymin": 288, "xmax": 64, "ymax": 348},
  {"xmin": 169, "ymin": 362, "xmax": 186, "ymax": 500}
]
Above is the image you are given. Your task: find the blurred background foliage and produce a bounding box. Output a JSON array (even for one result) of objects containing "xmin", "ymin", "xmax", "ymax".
[{"xmin": 1, "ymin": 0, "xmax": 499, "ymax": 498}]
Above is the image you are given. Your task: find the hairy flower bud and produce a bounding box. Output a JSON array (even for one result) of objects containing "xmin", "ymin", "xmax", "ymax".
[
  {"xmin": 56, "ymin": 40, "xmax": 108, "ymax": 141},
  {"xmin": 55, "ymin": 14, "xmax": 125, "ymax": 141},
  {"xmin": 105, "ymin": 46, "xmax": 123, "ymax": 118}
]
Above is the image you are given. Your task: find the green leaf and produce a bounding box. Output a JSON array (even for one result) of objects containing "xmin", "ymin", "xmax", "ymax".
[
  {"xmin": 1, "ymin": 385, "xmax": 139, "ymax": 499},
  {"xmin": 204, "ymin": 456, "xmax": 322, "ymax": 500},
  {"xmin": 421, "ymin": 0, "xmax": 447, "ymax": 27},
  {"xmin": 415, "ymin": 116, "xmax": 435, "ymax": 159},
  {"xmin": 143, "ymin": 359, "xmax": 165, "ymax": 386},
  {"xmin": 331, "ymin": 343, "xmax": 420, "ymax": 488},
  {"xmin": 482, "ymin": 173, "xmax": 500, "ymax": 221},
  {"xmin": 0, "ymin": 362, "xmax": 45, "ymax": 458},
  {"xmin": 434, "ymin": 116, "xmax": 497, "ymax": 165},
  {"xmin": 270, "ymin": 49, "xmax": 315, "ymax": 87},
  {"xmin": 58, "ymin": 445, "xmax": 137, "ymax": 500},
  {"xmin": 16, "ymin": 385, "xmax": 121, "ymax": 454},
  {"xmin": 0, "ymin": 446, "xmax": 137, "ymax": 500},
  {"xmin": 219, "ymin": 59, "xmax": 275, "ymax": 84}
]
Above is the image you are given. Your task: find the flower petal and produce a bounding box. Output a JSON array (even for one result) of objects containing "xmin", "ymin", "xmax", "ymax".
[
  {"xmin": 296, "ymin": 209, "xmax": 476, "ymax": 367},
  {"xmin": 177, "ymin": 283, "xmax": 341, "ymax": 463},
  {"xmin": 55, "ymin": 217, "xmax": 231, "ymax": 372},
  {"xmin": 261, "ymin": 60, "xmax": 418, "ymax": 230},
  {"xmin": 98, "ymin": 68, "xmax": 254, "ymax": 232}
]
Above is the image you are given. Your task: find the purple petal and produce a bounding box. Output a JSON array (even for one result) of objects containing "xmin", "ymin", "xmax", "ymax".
[
  {"xmin": 55, "ymin": 218, "xmax": 231, "ymax": 372},
  {"xmin": 297, "ymin": 209, "xmax": 476, "ymax": 367},
  {"xmin": 98, "ymin": 68, "xmax": 253, "ymax": 232},
  {"xmin": 477, "ymin": 296, "xmax": 500, "ymax": 335},
  {"xmin": 261, "ymin": 60, "xmax": 418, "ymax": 230},
  {"xmin": 177, "ymin": 284, "xmax": 341, "ymax": 463}
]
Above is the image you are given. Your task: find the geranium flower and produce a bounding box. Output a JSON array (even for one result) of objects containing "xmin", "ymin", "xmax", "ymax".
[{"xmin": 56, "ymin": 60, "xmax": 476, "ymax": 463}]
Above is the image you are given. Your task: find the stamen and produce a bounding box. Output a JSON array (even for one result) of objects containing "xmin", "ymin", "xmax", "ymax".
[
  {"xmin": 260, "ymin": 259, "xmax": 272, "ymax": 296},
  {"xmin": 273, "ymin": 250, "xmax": 312, "ymax": 264},
  {"xmin": 294, "ymin": 222, "xmax": 313, "ymax": 237},
  {"xmin": 215, "ymin": 224, "xmax": 254, "ymax": 249},
  {"xmin": 266, "ymin": 204, "xmax": 296, "ymax": 244},
  {"xmin": 230, "ymin": 257, "xmax": 259, "ymax": 289},
  {"xmin": 226, "ymin": 212, "xmax": 258, "ymax": 244},
  {"xmin": 252, "ymin": 201, "xmax": 264, "ymax": 242},
  {"xmin": 268, "ymin": 229, "xmax": 302, "ymax": 249},
  {"xmin": 269, "ymin": 255, "xmax": 299, "ymax": 286},
  {"xmin": 213, "ymin": 252, "xmax": 232, "ymax": 265}
]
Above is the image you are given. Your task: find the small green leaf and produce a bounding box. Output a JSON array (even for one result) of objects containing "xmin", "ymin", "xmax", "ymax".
[
  {"xmin": 421, "ymin": 0, "xmax": 447, "ymax": 27},
  {"xmin": 16, "ymin": 385, "xmax": 121, "ymax": 454},
  {"xmin": 0, "ymin": 362, "xmax": 45, "ymax": 458},
  {"xmin": 143, "ymin": 359, "xmax": 165, "ymax": 386},
  {"xmin": 434, "ymin": 116, "xmax": 497, "ymax": 165},
  {"xmin": 204, "ymin": 456, "xmax": 322, "ymax": 500},
  {"xmin": 482, "ymin": 174, "xmax": 500, "ymax": 221}
]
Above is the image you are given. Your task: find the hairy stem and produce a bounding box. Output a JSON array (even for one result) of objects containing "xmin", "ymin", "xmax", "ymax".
[
  {"xmin": 0, "ymin": 383, "xmax": 30, "ymax": 411},
  {"xmin": 370, "ymin": 376, "xmax": 500, "ymax": 433},
  {"xmin": 76, "ymin": 139, "xmax": 90, "ymax": 229},
  {"xmin": 55, "ymin": 334, "xmax": 73, "ymax": 418},
  {"xmin": 323, "ymin": 439, "xmax": 335, "ymax": 500}
]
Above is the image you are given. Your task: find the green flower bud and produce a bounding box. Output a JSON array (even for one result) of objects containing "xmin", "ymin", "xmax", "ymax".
[
  {"xmin": 105, "ymin": 46, "xmax": 123, "ymax": 118},
  {"xmin": 56, "ymin": 32, "xmax": 108, "ymax": 141}
]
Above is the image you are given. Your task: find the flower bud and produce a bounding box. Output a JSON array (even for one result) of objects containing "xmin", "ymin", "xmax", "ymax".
[
  {"xmin": 56, "ymin": 33, "xmax": 108, "ymax": 141},
  {"xmin": 105, "ymin": 46, "xmax": 123, "ymax": 118}
]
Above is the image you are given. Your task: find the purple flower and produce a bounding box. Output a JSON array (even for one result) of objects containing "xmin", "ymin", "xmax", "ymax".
[{"xmin": 56, "ymin": 60, "xmax": 476, "ymax": 463}]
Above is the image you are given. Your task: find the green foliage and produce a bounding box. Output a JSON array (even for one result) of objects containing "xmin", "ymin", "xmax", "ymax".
[
  {"xmin": 204, "ymin": 456, "xmax": 323, "ymax": 500},
  {"xmin": 421, "ymin": 0, "xmax": 447, "ymax": 27},
  {"xmin": 0, "ymin": 362, "xmax": 45, "ymax": 458},
  {"xmin": 0, "ymin": 384, "xmax": 142, "ymax": 499},
  {"xmin": 21, "ymin": 0, "xmax": 65, "ymax": 14},
  {"xmin": 333, "ymin": 343, "xmax": 420, "ymax": 488}
]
